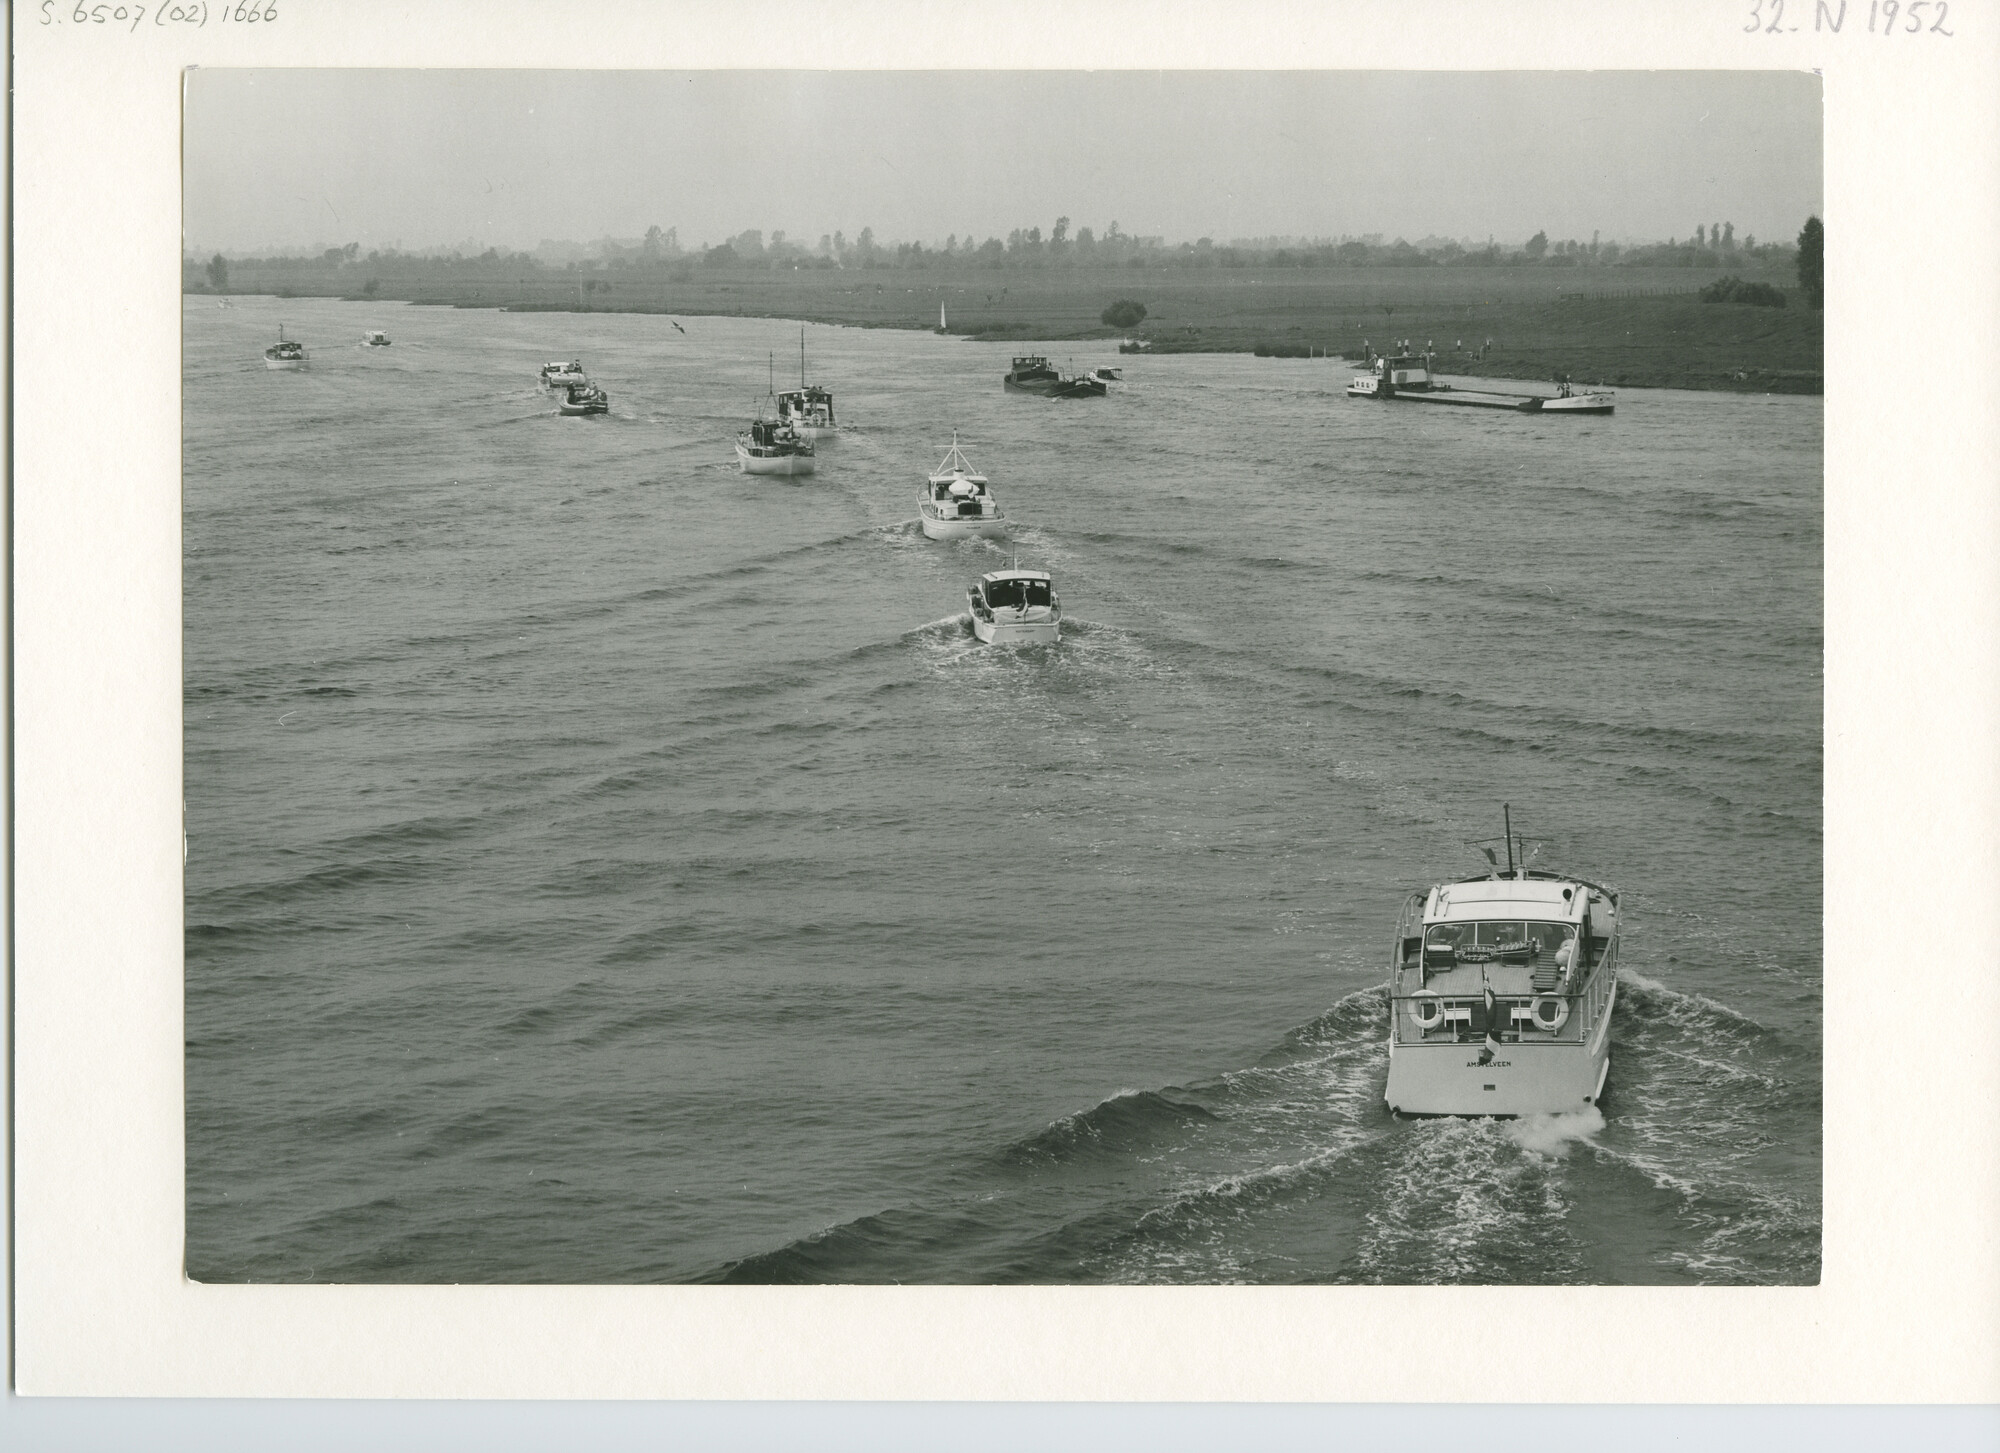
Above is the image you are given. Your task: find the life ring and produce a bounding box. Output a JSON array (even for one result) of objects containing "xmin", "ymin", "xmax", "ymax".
[
  {"xmin": 1408, "ymin": 990, "xmax": 1444, "ymax": 1030},
  {"xmin": 1532, "ymin": 995, "xmax": 1571, "ymax": 1032}
]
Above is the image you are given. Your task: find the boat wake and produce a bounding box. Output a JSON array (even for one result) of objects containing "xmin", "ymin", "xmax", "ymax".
[{"xmin": 706, "ymin": 968, "xmax": 1817, "ymax": 1284}]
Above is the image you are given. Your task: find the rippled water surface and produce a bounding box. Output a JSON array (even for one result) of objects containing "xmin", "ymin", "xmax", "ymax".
[{"xmin": 185, "ymin": 296, "xmax": 1822, "ymax": 1284}]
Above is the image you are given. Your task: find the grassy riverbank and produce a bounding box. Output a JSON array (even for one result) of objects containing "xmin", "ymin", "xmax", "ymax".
[{"xmin": 198, "ymin": 262, "xmax": 1821, "ymax": 394}]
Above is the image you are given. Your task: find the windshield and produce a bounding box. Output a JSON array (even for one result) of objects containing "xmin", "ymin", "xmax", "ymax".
[
  {"xmin": 984, "ymin": 578, "xmax": 1051, "ymax": 609},
  {"xmin": 1425, "ymin": 921, "xmax": 1575, "ymax": 960}
]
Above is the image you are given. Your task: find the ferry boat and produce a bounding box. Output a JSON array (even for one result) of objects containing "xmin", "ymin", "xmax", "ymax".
[
  {"xmin": 362, "ymin": 330, "xmax": 392, "ymax": 347},
  {"xmin": 967, "ymin": 566, "xmax": 1060, "ymax": 645},
  {"xmin": 1383, "ymin": 809, "xmax": 1620, "ymax": 1117},
  {"xmin": 557, "ymin": 381, "xmax": 609, "ymax": 416},
  {"xmin": 263, "ymin": 326, "xmax": 309, "ymax": 370},
  {"xmin": 919, "ymin": 433, "xmax": 1007, "ymax": 540},
  {"xmin": 735, "ymin": 417, "xmax": 816, "ymax": 476},
  {"xmin": 1003, "ymin": 355, "xmax": 1107, "ymax": 398},
  {"xmin": 539, "ymin": 359, "xmax": 587, "ymax": 391},
  {"xmin": 1347, "ymin": 353, "xmax": 1615, "ymax": 414}
]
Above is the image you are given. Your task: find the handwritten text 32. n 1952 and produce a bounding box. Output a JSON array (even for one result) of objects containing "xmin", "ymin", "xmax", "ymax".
[
  {"xmin": 1744, "ymin": 0, "xmax": 1954, "ymax": 33},
  {"xmin": 39, "ymin": 1, "xmax": 281, "ymax": 30}
]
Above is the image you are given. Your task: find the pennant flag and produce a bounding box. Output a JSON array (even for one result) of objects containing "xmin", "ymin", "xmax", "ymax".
[{"xmin": 1479, "ymin": 981, "xmax": 1501, "ymax": 1065}]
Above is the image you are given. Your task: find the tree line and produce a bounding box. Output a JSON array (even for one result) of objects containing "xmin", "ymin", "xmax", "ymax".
[{"xmin": 188, "ymin": 216, "xmax": 1814, "ymax": 284}]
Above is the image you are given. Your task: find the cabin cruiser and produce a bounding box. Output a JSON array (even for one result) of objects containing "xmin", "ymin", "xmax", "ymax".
[
  {"xmin": 1003, "ymin": 354, "xmax": 1107, "ymax": 398},
  {"xmin": 558, "ymin": 380, "xmax": 609, "ymax": 416},
  {"xmin": 263, "ymin": 326, "xmax": 309, "ymax": 370},
  {"xmin": 967, "ymin": 567, "xmax": 1060, "ymax": 645},
  {"xmin": 1087, "ymin": 366, "xmax": 1122, "ymax": 384},
  {"xmin": 776, "ymin": 385, "xmax": 837, "ymax": 439},
  {"xmin": 735, "ymin": 417, "xmax": 816, "ymax": 476},
  {"xmin": 539, "ymin": 359, "xmax": 587, "ymax": 391},
  {"xmin": 1383, "ymin": 812, "xmax": 1620, "ymax": 1117},
  {"xmin": 776, "ymin": 329, "xmax": 839, "ymax": 438},
  {"xmin": 362, "ymin": 330, "xmax": 392, "ymax": 347},
  {"xmin": 919, "ymin": 433, "xmax": 1007, "ymax": 540}
]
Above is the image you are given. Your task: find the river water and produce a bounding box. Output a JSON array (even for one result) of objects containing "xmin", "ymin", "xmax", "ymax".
[{"xmin": 184, "ymin": 295, "xmax": 1821, "ymax": 1284}]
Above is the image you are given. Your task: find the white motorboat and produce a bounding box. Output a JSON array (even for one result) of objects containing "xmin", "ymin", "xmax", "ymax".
[
  {"xmin": 362, "ymin": 330, "xmax": 392, "ymax": 347},
  {"xmin": 919, "ymin": 433, "xmax": 1008, "ymax": 540},
  {"xmin": 735, "ymin": 417, "xmax": 816, "ymax": 476},
  {"xmin": 967, "ymin": 566, "xmax": 1060, "ymax": 645},
  {"xmin": 539, "ymin": 359, "xmax": 587, "ymax": 391},
  {"xmin": 775, "ymin": 330, "xmax": 838, "ymax": 438},
  {"xmin": 263, "ymin": 325, "xmax": 309, "ymax": 370},
  {"xmin": 1088, "ymin": 366, "xmax": 1122, "ymax": 384},
  {"xmin": 1383, "ymin": 809, "xmax": 1620, "ymax": 1117},
  {"xmin": 1540, "ymin": 378, "xmax": 1617, "ymax": 414}
]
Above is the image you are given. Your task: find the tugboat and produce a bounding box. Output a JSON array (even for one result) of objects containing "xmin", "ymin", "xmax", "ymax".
[
  {"xmin": 919, "ymin": 433, "xmax": 1007, "ymax": 541},
  {"xmin": 735, "ymin": 417, "xmax": 816, "ymax": 476},
  {"xmin": 557, "ymin": 380, "xmax": 610, "ymax": 416},
  {"xmin": 539, "ymin": 359, "xmax": 587, "ymax": 391},
  {"xmin": 263, "ymin": 325, "xmax": 309, "ymax": 370},
  {"xmin": 1003, "ymin": 354, "xmax": 1107, "ymax": 398},
  {"xmin": 967, "ymin": 565, "xmax": 1060, "ymax": 645},
  {"xmin": 362, "ymin": 330, "xmax": 392, "ymax": 347},
  {"xmin": 1383, "ymin": 807, "xmax": 1620, "ymax": 1118}
]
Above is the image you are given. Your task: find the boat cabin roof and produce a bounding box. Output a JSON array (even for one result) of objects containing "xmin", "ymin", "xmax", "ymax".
[
  {"xmin": 777, "ymin": 386, "xmax": 832, "ymax": 402},
  {"xmin": 1424, "ymin": 874, "xmax": 1598, "ymax": 925},
  {"xmin": 979, "ymin": 568, "xmax": 1051, "ymax": 586},
  {"xmin": 1012, "ymin": 355, "xmax": 1050, "ymax": 367}
]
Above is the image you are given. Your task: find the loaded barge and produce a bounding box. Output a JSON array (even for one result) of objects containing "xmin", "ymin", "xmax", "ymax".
[{"xmin": 1347, "ymin": 353, "xmax": 1615, "ymax": 414}]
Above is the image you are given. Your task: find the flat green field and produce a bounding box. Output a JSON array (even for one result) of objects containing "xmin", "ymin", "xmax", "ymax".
[{"xmin": 206, "ymin": 262, "xmax": 1822, "ymax": 394}]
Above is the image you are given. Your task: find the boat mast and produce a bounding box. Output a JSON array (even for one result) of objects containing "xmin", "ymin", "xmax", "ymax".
[
  {"xmin": 800, "ymin": 327, "xmax": 807, "ymax": 387},
  {"xmin": 1503, "ymin": 804, "xmax": 1515, "ymax": 877}
]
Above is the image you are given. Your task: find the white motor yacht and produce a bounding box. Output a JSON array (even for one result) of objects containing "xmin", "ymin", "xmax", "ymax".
[
  {"xmin": 967, "ymin": 567, "xmax": 1060, "ymax": 645},
  {"xmin": 1383, "ymin": 810, "xmax": 1620, "ymax": 1117},
  {"xmin": 263, "ymin": 325, "xmax": 309, "ymax": 370}
]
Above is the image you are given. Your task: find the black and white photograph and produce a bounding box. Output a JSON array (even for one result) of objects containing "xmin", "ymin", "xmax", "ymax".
[{"xmin": 176, "ymin": 68, "xmax": 1826, "ymax": 1288}]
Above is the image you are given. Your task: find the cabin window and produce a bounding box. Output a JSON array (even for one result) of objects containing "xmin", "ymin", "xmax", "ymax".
[
  {"xmin": 1425, "ymin": 921, "xmax": 1575, "ymax": 962},
  {"xmin": 1526, "ymin": 922, "xmax": 1577, "ymax": 956}
]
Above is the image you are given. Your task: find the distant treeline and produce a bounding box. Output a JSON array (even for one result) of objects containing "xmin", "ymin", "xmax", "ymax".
[{"xmin": 187, "ymin": 218, "xmax": 1800, "ymax": 287}]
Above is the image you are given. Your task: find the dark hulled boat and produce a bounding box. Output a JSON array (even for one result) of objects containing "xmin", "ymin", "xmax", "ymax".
[{"xmin": 1003, "ymin": 355, "xmax": 1106, "ymax": 398}]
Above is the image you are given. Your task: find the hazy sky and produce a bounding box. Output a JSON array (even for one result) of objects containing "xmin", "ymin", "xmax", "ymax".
[{"xmin": 184, "ymin": 70, "xmax": 1821, "ymax": 254}]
